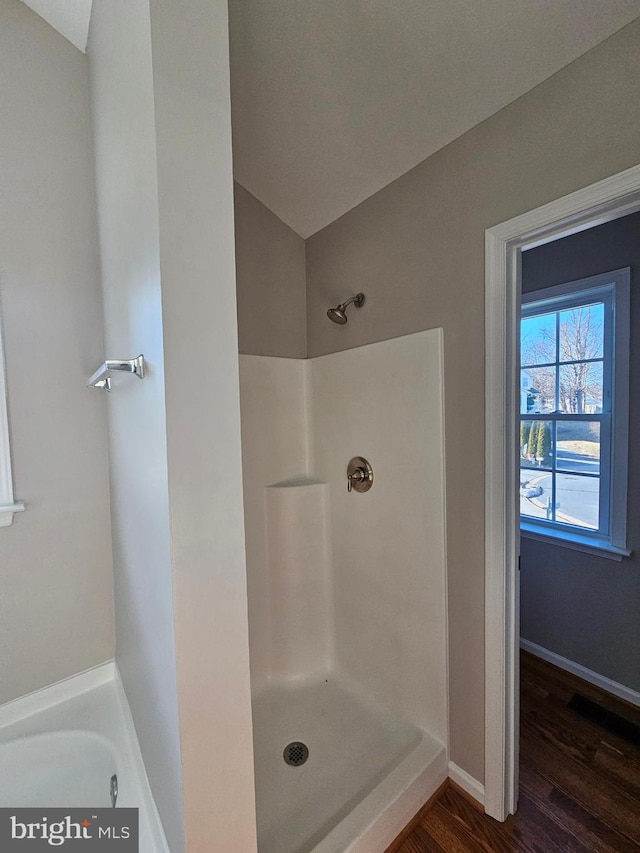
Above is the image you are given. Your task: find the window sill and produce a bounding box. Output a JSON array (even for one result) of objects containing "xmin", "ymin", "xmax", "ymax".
[
  {"xmin": 520, "ymin": 522, "xmax": 631, "ymax": 562},
  {"xmin": 0, "ymin": 502, "xmax": 25, "ymax": 528}
]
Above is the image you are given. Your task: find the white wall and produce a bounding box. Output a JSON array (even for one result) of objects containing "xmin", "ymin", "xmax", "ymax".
[
  {"xmin": 311, "ymin": 331, "xmax": 448, "ymax": 741},
  {"xmin": 88, "ymin": 1, "xmax": 184, "ymax": 849},
  {"xmin": 0, "ymin": 0, "xmax": 114, "ymax": 704},
  {"xmin": 239, "ymin": 356, "xmax": 313, "ymax": 689},
  {"xmin": 89, "ymin": 1, "xmax": 257, "ymax": 850},
  {"xmin": 148, "ymin": 1, "xmax": 257, "ymax": 848},
  {"xmin": 265, "ymin": 481, "xmax": 333, "ymax": 682},
  {"xmin": 240, "ymin": 331, "xmax": 448, "ymax": 745}
]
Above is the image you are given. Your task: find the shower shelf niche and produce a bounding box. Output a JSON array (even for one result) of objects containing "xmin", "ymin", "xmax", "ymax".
[{"xmin": 266, "ymin": 477, "xmax": 327, "ymax": 489}]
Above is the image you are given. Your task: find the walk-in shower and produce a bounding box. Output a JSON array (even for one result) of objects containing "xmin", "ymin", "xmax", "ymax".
[
  {"xmin": 239, "ymin": 329, "xmax": 448, "ymax": 852},
  {"xmin": 326, "ymin": 293, "xmax": 365, "ymax": 324}
]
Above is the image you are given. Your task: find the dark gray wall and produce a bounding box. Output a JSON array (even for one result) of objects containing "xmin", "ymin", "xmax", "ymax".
[{"xmin": 520, "ymin": 211, "xmax": 640, "ymax": 693}]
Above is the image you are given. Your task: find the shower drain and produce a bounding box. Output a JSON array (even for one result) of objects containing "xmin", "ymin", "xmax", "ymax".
[{"xmin": 283, "ymin": 741, "xmax": 309, "ymax": 767}]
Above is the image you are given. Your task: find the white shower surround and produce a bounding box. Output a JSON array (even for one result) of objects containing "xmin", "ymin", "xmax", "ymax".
[{"xmin": 239, "ymin": 329, "xmax": 449, "ymax": 851}]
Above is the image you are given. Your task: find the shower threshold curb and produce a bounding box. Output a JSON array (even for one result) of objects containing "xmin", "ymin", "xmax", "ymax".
[{"xmin": 311, "ymin": 734, "xmax": 447, "ymax": 853}]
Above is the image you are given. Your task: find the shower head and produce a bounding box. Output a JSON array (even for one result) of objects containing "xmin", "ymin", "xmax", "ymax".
[
  {"xmin": 327, "ymin": 293, "xmax": 365, "ymax": 325},
  {"xmin": 327, "ymin": 306, "xmax": 348, "ymax": 325}
]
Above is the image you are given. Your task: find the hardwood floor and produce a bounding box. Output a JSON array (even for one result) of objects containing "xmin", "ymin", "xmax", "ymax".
[{"xmin": 394, "ymin": 651, "xmax": 640, "ymax": 852}]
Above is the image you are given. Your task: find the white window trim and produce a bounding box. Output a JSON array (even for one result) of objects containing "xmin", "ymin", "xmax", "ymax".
[
  {"xmin": 520, "ymin": 526, "xmax": 630, "ymax": 561},
  {"xmin": 520, "ymin": 268, "xmax": 630, "ymax": 556},
  {"xmin": 0, "ymin": 299, "xmax": 24, "ymax": 527}
]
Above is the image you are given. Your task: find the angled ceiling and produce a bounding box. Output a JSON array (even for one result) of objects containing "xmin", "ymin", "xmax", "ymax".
[
  {"xmin": 229, "ymin": 0, "xmax": 640, "ymax": 237},
  {"xmin": 18, "ymin": 0, "xmax": 640, "ymax": 237},
  {"xmin": 20, "ymin": 0, "xmax": 92, "ymax": 52}
]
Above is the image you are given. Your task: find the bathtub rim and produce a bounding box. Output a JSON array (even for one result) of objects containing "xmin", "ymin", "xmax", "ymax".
[
  {"xmin": 0, "ymin": 661, "xmax": 170, "ymax": 853},
  {"xmin": 0, "ymin": 661, "xmax": 116, "ymax": 731}
]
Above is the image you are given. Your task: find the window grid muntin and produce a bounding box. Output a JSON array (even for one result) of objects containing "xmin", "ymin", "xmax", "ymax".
[{"xmin": 522, "ymin": 356, "xmax": 603, "ymax": 370}]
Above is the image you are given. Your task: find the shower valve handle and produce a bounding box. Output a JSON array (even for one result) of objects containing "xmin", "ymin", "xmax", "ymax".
[
  {"xmin": 347, "ymin": 457, "xmax": 374, "ymax": 493},
  {"xmin": 347, "ymin": 468, "xmax": 366, "ymax": 492}
]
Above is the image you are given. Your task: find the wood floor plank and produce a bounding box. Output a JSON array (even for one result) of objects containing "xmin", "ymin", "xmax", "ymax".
[
  {"xmin": 521, "ymin": 726, "xmax": 640, "ymax": 845},
  {"xmin": 522, "ymin": 651, "xmax": 640, "ymax": 726},
  {"xmin": 592, "ymin": 740, "xmax": 640, "ymax": 800},
  {"xmin": 547, "ymin": 786, "xmax": 640, "ymax": 853},
  {"xmin": 510, "ymin": 791, "xmax": 592, "ymax": 853},
  {"xmin": 443, "ymin": 786, "xmax": 587, "ymax": 853},
  {"xmin": 396, "ymin": 823, "xmax": 447, "ymax": 853},
  {"xmin": 394, "ymin": 651, "xmax": 640, "ymax": 852},
  {"xmin": 402, "ymin": 803, "xmax": 486, "ymax": 853},
  {"xmin": 520, "ymin": 697, "xmax": 599, "ymax": 765},
  {"xmin": 521, "ymin": 679, "xmax": 640, "ymax": 792},
  {"xmin": 430, "ymin": 792, "xmax": 507, "ymax": 852},
  {"xmin": 520, "ymin": 759, "xmax": 636, "ymax": 853},
  {"xmin": 517, "ymin": 765, "xmax": 599, "ymax": 853}
]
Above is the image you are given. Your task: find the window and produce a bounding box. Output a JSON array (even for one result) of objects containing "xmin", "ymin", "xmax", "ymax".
[{"xmin": 519, "ymin": 268, "xmax": 630, "ymax": 557}]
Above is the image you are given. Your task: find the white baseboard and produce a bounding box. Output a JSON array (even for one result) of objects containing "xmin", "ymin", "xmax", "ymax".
[
  {"xmin": 448, "ymin": 762, "xmax": 485, "ymax": 808},
  {"xmin": 521, "ymin": 638, "xmax": 640, "ymax": 709}
]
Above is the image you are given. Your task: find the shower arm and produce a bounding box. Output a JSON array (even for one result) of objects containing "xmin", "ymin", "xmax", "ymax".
[{"xmin": 339, "ymin": 294, "xmax": 365, "ymax": 311}]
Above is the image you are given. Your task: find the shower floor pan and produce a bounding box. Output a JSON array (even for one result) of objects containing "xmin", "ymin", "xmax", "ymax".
[{"xmin": 252, "ymin": 675, "xmax": 446, "ymax": 853}]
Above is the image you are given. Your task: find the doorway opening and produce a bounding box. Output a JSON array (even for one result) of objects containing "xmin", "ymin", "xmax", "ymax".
[{"xmin": 484, "ymin": 163, "xmax": 640, "ymax": 821}]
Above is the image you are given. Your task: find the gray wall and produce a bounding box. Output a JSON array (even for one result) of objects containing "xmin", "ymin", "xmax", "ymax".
[
  {"xmin": 88, "ymin": 2, "xmax": 184, "ymax": 849},
  {"xmin": 0, "ymin": 0, "xmax": 114, "ymax": 704},
  {"xmin": 235, "ymin": 183, "xmax": 306, "ymax": 357},
  {"xmin": 303, "ymin": 20, "xmax": 640, "ymax": 782},
  {"xmin": 520, "ymin": 211, "xmax": 640, "ymax": 693}
]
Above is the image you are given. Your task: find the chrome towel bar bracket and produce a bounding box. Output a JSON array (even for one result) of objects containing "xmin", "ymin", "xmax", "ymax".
[{"xmin": 88, "ymin": 355, "xmax": 145, "ymax": 391}]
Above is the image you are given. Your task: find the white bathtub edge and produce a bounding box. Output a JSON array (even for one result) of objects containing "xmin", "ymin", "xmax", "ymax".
[
  {"xmin": 0, "ymin": 663, "xmax": 171, "ymax": 853},
  {"xmin": 112, "ymin": 665, "xmax": 171, "ymax": 853},
  {"xmin": 0, "ymin": 661, "xmax": 116, "ymax": 730}
]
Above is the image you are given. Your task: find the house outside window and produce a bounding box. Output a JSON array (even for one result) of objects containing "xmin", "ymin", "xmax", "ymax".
[{"xmin": 519, "ymin": 268, "xmax": 630, "ymax": 557}]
